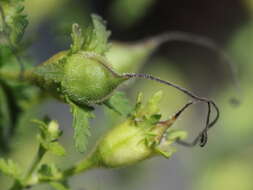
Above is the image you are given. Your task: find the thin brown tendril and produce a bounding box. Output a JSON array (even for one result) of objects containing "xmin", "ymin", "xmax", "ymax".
[
  {"xmin": 144, "ymin": 31, "xmax": 241, "ymax": 104},
  {"xmin": 123, "ymin": 73, "xmax": 219, "ymax": 147}
]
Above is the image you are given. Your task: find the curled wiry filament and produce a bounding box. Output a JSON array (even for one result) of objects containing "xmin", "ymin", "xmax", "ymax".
[{"xmin": 123, "ymin": 73, "xmax": 219, "ymax": 147}]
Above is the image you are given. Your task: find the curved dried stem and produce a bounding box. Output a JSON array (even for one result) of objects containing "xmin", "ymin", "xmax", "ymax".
[{"xmin": 123, "ymin": 73, "xmax": 219, "ymax": 147}]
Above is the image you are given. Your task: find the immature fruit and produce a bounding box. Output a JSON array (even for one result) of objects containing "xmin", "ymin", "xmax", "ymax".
[
  {"xmin": 61, "ymin": 52, "xmax": 126, "ymax": 106},
  {"xmin": 72, "ymin": 92, "xmax": 188, "ymax": 170},
  {"xmin": 32, "ymin": 51, "xmax": 127, "ymax": 107},
  {"xmin": 94, "ymin": 108, "xmax": 186, "ymax": 168}
]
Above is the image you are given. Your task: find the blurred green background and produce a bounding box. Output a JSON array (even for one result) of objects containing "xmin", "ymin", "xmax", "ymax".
[{"xmin": 1, "ymin": 0, "xmax": 253, "ymax": 189}]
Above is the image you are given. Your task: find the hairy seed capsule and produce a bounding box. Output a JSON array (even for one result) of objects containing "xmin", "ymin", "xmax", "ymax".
[
  {"xmin": 61, "ymin": 52, "xmax": 126, "ymax": 105},
  {"xmin": 32, "ymin": 51, "xmax": 127, "ymax": 106}
]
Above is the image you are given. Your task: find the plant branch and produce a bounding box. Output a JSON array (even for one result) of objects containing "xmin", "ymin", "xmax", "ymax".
[{"xmin": 8, "ymin": 145, "xmax": 46, "ymax": 190}]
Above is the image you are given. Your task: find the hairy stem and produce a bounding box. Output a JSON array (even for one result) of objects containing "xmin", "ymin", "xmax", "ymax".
[
  {"xmin": 8, "ymin": 145, "xmax": 46, "ymax": 190},
  {"xmin": 23, "ymin": 152, "xmax": 97, "ymax": 188},
  {"xmin": 24, "ymin": 145, "xmax": 46, "ymax": 183},
  {"xmin": 62, "ymin": 153, "xmax": 98, "ymax": 179},
  {"xmin": 0, "ymin": 70, "xmax": 34, "ymax": 83}
]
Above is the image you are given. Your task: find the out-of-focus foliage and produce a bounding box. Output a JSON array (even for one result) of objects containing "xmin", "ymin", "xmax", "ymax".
[
  {"xmin": 0, "ymin": 158, "xmax": 21, "ymax": 180},
  {"xmin": 194, "ymin": 5, "xmax": 253, "ymax": 190},
  {"xmin": 24, "ymin": 0, "xmax": 67, "ymax": 28},
  {"xmin": 109, "ymin": 0, "xmax": 155, "ymax": 28},
  {"xmin": 196, "ymin": 149, "xmax": 253, "ymax": 190},
  {"xmin": 244, "ymin": 0, "xmax": 253, "ymax": 16},
  {"xmin": 217, "ymin": 21, "xmax": 253, "ymax": 140},
  {"xmin": 106, "ymin": 40, "xmax": 157, "ymax": 74},
  {"xmin": 0, "ymin": 0, "xmax": 28, "ymax": 46}
]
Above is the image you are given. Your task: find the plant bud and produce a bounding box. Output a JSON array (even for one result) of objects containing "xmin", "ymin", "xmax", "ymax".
[{"xmin": 48, "ymin": 120, "xmax": 61, "ymax": 139}]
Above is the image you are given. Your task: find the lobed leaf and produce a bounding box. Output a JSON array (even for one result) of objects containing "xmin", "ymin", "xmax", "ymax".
[
  {"xmin": 82, "ymin": 14, "xmax": 111, "ymax": 55},
  {"xmin": 0, "ymin": 158, "xmax": 21, "ymax": 179},
  {"xmin": 69, "ymin": 102, "xmax": 94, "ymax": 153}
]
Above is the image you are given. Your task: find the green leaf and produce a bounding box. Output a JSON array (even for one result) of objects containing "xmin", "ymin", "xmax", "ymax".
[
  {"xmin": 104, "ymin": 91, "xmax": 133, "ymax": 116},
  {"xmin": 69, "ymin": 102, "xmax": 94, "ymax": 153},
  {"xmin": 0, "ymin": 158, "xmax": 21, "ymax": 179},
  {"xmin": 145, "ymin": 90, "xmax": 163, "ymax": 116},
  {"xmin": 166, "ymin": 129, "xmax": 187, "ymax": 142},
  {"xmin": 47, "ymin": 142, "xmax": 66, "ymax": 156},
  {"xmin": 82, "ymin": 14, "xmax": 111, "ymax": 55},
  {"xmin": 70, "ymin": 23, "xmax": 84, "ymax": 53},
  {"xmin": 38, "ymin": 163, "xmax": 61, "ymax": 181},
  {"xmin": 148, "ymin": 114, "xmax": 161, "ymax": 125}
]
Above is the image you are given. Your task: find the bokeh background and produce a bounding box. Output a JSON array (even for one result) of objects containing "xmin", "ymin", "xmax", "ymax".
[{"xmin": 1, "ymin": 0, "xmax": 253, "ymax": 189}]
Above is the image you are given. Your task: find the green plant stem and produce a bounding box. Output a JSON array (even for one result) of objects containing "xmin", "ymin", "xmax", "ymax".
[
  {"xmin": 8, "ymin": 145, "xmax": 46, "ymax": 190},
  {"xmin": 22, "ymin": 152, "xmax": 98, "ymax": 188},
  {"xmin": 62, "ymin": 153, "xmax": 98, "ymax": 178},
  {"xmin": 0, "ymin": 70, "xmax": 34, "ymax": 83},
  {"xmin": 24, "ymin": 145, "xmax": 46, "ymax": 183}
]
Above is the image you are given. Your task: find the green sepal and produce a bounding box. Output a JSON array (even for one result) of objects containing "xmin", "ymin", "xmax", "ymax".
[
  {"xmin": 38, "ymin": 163, "xmax": 62, "ymax": 181},
  {"xmin": 154, "ymin": 147, "xmax": 175, "ymax": 159},
  {"xmin": 82, "ymin": 14, "xmax": 111, "ymax": 55},
  {"xmin": 166, "ymin": 129, "xmax": 187, "ymax": 142},
  {"xmin": 145, "ymin": 90, "xmax": 163, "ymax": 116},
  {"xmin": 70, "ymin": 23, "xmax": 84, "ymax": 54},
  {"xmin": 68, "ymin": 100, "xmax": 95, "ymax": 153},
  {"xmin": 132, "ymin": 91, "xmax": 163, "ymax": 128},
  {"xmin": 69, "ymin": 14, "xmax": 111, "ymax": 55},
  {"xmin": 104, "ymin": 91, "xmax": 134, "ymax": 116}
]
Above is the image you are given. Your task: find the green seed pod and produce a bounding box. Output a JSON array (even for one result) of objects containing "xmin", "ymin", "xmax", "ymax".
[
  {"xmin": 32, "ymin": 50, "xmax": 127, "ymax": 106},
  {"xmin": 95, "ymin": 119, "xmax": 186, "ymax": 168},
  {"xmin": 61, "ymin": 52, "xmax": 126, "ymax": 105},
  {"xmin": 68, "ymin": 92, "xmax": 189, "ymax": 171}
]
